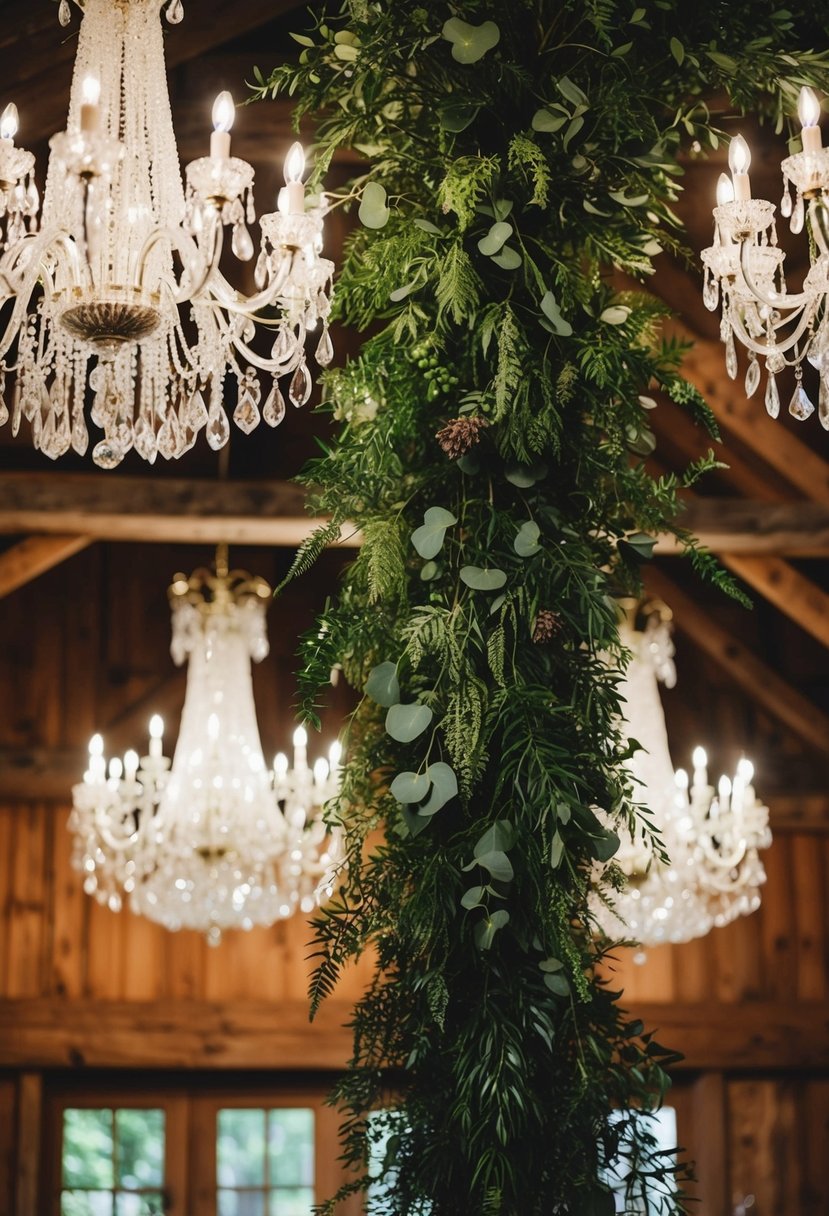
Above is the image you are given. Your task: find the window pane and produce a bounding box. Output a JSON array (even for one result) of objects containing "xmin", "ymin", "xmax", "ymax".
[
  {"xmin": 218, "ymin": 1109, "xmax": 266, "ymax": 1186},
  {"xmin": 61, "ymin": 1193, "xmax": 114, "ymax": 1216},
  {"xmin": 270, "ymin": 1187, "xmax": 315, "ymax": 1216},
  {"xmin": 115, "ymin": 1109, "xmax": 165, "ymax": 1189},
  {"xmin": 218, "ymin": 1191, "xmax": 266, "ymax": 1216},
  {"xmin": 63, "ymin": 1110, "xmax": 114, "ymax": 1188},
  {"xmin": 268, "ymin": 1109, "xmax": 314, "ymax": 1188},
  {"xmin": 115, "ymin": 1195, "xmax": 165, "ymax": 1216}
]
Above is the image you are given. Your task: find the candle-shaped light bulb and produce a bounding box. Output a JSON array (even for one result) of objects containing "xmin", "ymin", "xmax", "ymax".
[
  {"xmin": 692, "ymin": 746, "xmax": 708, "ymax": 790},
  {"xmin": 716, "ymin": 171, "xmax": 735, "ymax": 206},
  {"xmin": 0, "ymin": 103, "xmax": 18, "ymax": 143},
  {"xmin": 283, "ymin": 141, "xmax": 306, "ymax": 214},
  {"xmin": 799, "ymin": 86, "xmax": 822, "ymax": 151},
  {"xmin": 675, "ymin": 767, "xmax": 689, "ymax": 790},
  {"xmin": 737, "ymin": 757, "xmax": 754, "ymax": 785},
  {"xmin": 293, "ymin": 725, "xmax": 308, "ymax": 748},
  {"xmin": 149, "ymin": 714, "xmax": 164, "ymax": 759},
  {"xmin": 108, "ymin": 756, "xmax": 123, "ymax": 782},
  {"xmin": 124, "ymin": 749, "xmax": 139, "ymax": 783},
  {"xmin": 718, "ymin": 774, "xmax": 732, "ymax": 812},
  {"xmin": 89, "ymin": 733, "xmax": 104, "ymax": 758},
  {"xmin": 728, "ymin": 134, "xmax": 752, "ymax": 201},
  {"xmin": 293, "ymin": 725, "xmax": 308, "ymax": 772},
  {"xmin": 329, "ymin": 740, "xmax": 342, "ymax": 770},
  {"xmin": 211, "ymin": 90, "xmax": 235, "ymax": 159},
  {"xmin": 314, "ymin": 757, "xmax": 330, "ymax": 788},
  {"xmin": 274, "ymin": 752, "xmax": 289, "ymax": 779},
  {"xmin": 80, "ymin": 76, "xmax": 101, "ymax": 134}
]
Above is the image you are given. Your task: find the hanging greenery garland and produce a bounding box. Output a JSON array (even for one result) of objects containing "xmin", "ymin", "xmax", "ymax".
[{"xmin": 255, "ymin": 4, "xmax": 829, "ymax": 1212}]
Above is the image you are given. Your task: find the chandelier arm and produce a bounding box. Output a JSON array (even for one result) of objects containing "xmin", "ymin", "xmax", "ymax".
[
  {"xmin": 227, "ymin": 332, "xmax": 302, "ymax": 374},
  {"xmin": 728, "ymin": 298, "xmax": 816, "ymax": 358},
  {"xmin": 738, "ymin": 237, "xmax": 810, "ymax": 312},
  {"xmin": 0, "ymin": 230, "xmax": 88, "ymax": 366},
  {"xmin": 205, "ymin": 260, "xmax": 296, "ymax": 317},
  {"xmin": 134, "ymin": 221, "xmax": 219, "ymax": 305}
]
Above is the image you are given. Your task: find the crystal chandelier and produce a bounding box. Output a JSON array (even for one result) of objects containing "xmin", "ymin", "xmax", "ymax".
[
  {"xmin": 701, "ymin": 86, "xmax": 829, "ymax": 429},
  {"xmin": 592, "ymin": 603, "xmax": 772, "ymax": 950},
  {"xmin": 0, "ymin": 0, "xmax": 335, "ymax": 466},
  {"xmin": 69, "ymin": 549, "xmax": 343, "ymax": 944}
]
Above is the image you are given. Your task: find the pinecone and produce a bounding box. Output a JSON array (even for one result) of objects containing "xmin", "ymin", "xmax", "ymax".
[
  {"xmin": 435, "ymin": 415, "xmax": 489, "ymax": 459},
  {"xmin": 533, "ymin": 609, "xmax": 560, "ymax": 644}
]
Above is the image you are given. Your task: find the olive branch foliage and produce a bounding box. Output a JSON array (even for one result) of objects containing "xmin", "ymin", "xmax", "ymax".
[{"xmin": 254, "ymin": 3, "xmax": 829, "ymax": 1213}]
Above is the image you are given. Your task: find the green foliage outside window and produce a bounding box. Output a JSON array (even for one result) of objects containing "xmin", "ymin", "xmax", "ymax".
[{"xmin": 254, "ymin": 3, "xmax": 829, "ymax": 1212}]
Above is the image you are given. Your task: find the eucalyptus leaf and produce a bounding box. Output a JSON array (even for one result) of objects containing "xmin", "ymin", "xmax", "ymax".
[
  {"xmin": 474, "ymin": 821, "xmax": 515, "ymax": 856},
  {"xmin": 460, "ymin": 566, "xmax": 507, "ymax": 591},
  {"xmin": 420, "ymin": 560, "xmax": 439, "ymax": 581},
  {"xmin": 532, "ymin": 108, "xmax": 567, "ymax": 133},
  {"xmin": 461, "ymin": 885, "xmax": 486, "ymax": 910},
  {"xmin": 669, "ymin": 36, "xmax": 685, "ymax": 65},
  {"xmin": 600, "ymin": 305, "xmax": 631, "ymax": 324},
  {"xmin": 556, "ymin": 76, "xmax": 588, "ymax": 107},
  {"xmin": 540, "ymin": 291, "xmax": 573, "ymax": 337},
  {"xmin": 413, "ymin": 218, "xmax": 442, "ymax": 234},
  {"xmin": 539, "ymin": 957, "xmax": 564, "ymax": 973},
  {"xmin": 402, "ymin": 806, "xmax": 432, "ymax": 837},
  {"xmin": 440, "ymin": 102, "xmax": 479, "ymax": 132},
  {"xmin": 544, "ymin": 972, "xmax": 570, "ymax": 997},
  {"xmin": 386, "ymin": 702, "xmax": 433, "ymax": 743},
  {"xmin": 474, "ymin": 908, "xmax": 510, "ymax": 950},
  {"xmin": 505, "ymin": 461, "xmax": 547, "ymax": 488},
  {"xmin": 442, "ymin": 17, "xmax": 500, "ymax": 64},
  {"xmin": 550, "ymin": 830, "xmax": 565, "ymax": 868},
  {"xmin": 514, "ymin": 520, "xmax": 541, "ymax": 557},
  {"xmin": 475, "ymin": 850, "xmax": 514, "ymax": 882},
  {"xmin": 478, "ymin": 221, "xmax": 512, "ymax": 256},
  {"xmin": 411, "ymin": 506, "xmax": 458, "ymax": 559},
  {"xmin": 419, "ymin": 761, "xmax": 459, "ymax": 815},
  {"xmin": 491, "ymin": 245, "xmax": 522, "ymax": 270},
  {"xmin": 358, "ymin": 181, "xmax": 390, "ymax": 229},
  {"xmin": 390, "ymin": 770, "xmax": 431, "ymax": 804},
  {"xmin": 365, "ymin": 662, "xmax": 400, "ymax": 708},
  {"xmin": 562, "ymin": 116, "xmax": 584, "ymax": 150}
]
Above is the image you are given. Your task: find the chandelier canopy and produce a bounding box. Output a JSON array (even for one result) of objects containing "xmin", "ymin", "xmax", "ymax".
[
  {"xmin": 0, "ymin": 0, "xmax": 334, "ymax": 466},
  {"xmin": 592, "ymin": 604, "xmax": 772, "ymax": 951},
  {"xmin": 69, "ymin": 549, "xmax": 343, "ymax": 944},
  {"xmin": 702, "ymin": 86, "xmax": 829, "ymax": 428}
]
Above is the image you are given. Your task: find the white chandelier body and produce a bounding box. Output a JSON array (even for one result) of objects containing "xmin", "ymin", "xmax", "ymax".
[
  {"xmin": 0, "ymin": 0, "xmax": 334, "ymax": 466},
  {"xmin": 69, "ymin": 554, "xmax": 343, "ymax": 944},
  {"xmin": 702, "ymin": 87, "xmax": 829, "ymax": 429},
  {"xmin": 593, "ymin": 608, "xmax": 772, "ymax": 950}
]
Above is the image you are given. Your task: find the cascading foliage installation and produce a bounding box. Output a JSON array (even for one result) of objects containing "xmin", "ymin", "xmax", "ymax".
[{"xmin": 254, "ymin": 3, "xmax": 829, "ymax": 1213}]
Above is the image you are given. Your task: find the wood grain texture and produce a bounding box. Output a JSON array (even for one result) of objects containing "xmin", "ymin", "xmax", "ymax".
[
  {"xmin": 0, "ymin": 536, "xmax": 90, "ymax": 599},
  {"xmin": 13, "ymin": 1072, "xmax": 42, "ymax": 1216},
  {"xmin": 723, "ymin": 553, "xmax": 829, "ymax": 647}
]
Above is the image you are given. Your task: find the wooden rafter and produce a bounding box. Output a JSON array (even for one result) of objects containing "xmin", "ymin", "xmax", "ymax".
[
  {"xmin": 722, "ymin": 554, "xmax": 829, "ymax": 650},
  {"xmin": 0, "ymin": 535, "xmax": 90, "ymax": 599},
  {"xmin": 654, "ymin": 499, "xmax": 829, "ymax": 556},
  {"xmin": 645, "ymin": 566, "xmax": 829, "ymax": 756}
]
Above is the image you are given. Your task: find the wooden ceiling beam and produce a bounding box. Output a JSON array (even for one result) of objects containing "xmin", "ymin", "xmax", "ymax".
[
  {"xmin": 0, "ymin": 473, "xmax": 359, "ymax": 549},
  {"xmin": 654, "ymin": 499, "xmax": 829, "ymax": 556},
  {"xmin": 721, "ymin": 554, "xmax": 829, "ymax": 650},
  {"xmin": 645, "ymin": 566, "xmax": 829, "ymax": 755},
  {"xmin": 0, "ymin": 535, "xmax": 90, "ymax": 599},
  {"xmin": 0, "ymin": 476, "xmax": 827, "ymax": 555}
]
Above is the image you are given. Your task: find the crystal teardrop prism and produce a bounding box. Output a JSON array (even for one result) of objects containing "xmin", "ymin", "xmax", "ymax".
[
  {"xmin": 186, "ymin": 389, "xmax": 208, "ymax": 432},
  {"xmin": 157, "ymin": 409, "xmax": 182, "ymax": 460},
  {"xmin": 788, "ymin": 382, "xmax": 815, "ymax": 421},
  {"xmin": 254, "ymin": 253, "xmax": 269, "ymax": 290},
  {"xmin": 71, "ymin": 410, "xmax": 89, "ymax": 456},
  {"xmin": 791, "ymin": 194, "xmax": 805, "ymax": 235},
  {"xmin": 780, "ymin": 188, "xmax": 793, "ymax": 218},
  {"xmin": 58, "ymin": 0, "xmax": 71, "ymax": 26},
  {"xmin": 0, "ymin": 384, "xmax": 8, "ymax": 428},
  {"xmin": 702, "ymin": 267, "xmax": 719, "ymax": 312},
  {"xmin": 745, "ymin": 358, "xmax": 760, "ymax": 398},
  {"xmin": 764, "ymin": 373, "xmax": 780, "ymax": 419},
  {"xmin": 271, "ymin": 326, "xmax": 298, "ymax": 368},
  {"xmin": 165, "ymin": 0, "xmax": 184, "ymax": 24},
  {"xmin": 232, "ymin": 223, "xmax": 254, "ymax": 262},
  {"xmin": 92, "ymin": 440, "xmax": 124, "ymax": 470},
  {"xmin": 206, "ymin": 406, "xmax": 230, "ymax": 451},
  {"xmin": 263, "ymin": 383, "xmax": 286, "ymax": 428},
  {"xmin": 289, "ymin": 360, "xmax": 312, "ymax": 408},
  {"xmin": 233, "ymin": 391, "xmax": 261, "ymax": 435},
  {"xmin": 315, "ymin": 326, "xmax": 334, "ymax": 367},
  {"xmin": 725, "ymin": 329, "xmax": 738, "ymax": 380},
  {"xmin": 820, "ymin": 376, "xmax": 829, "ymax": 431},
  {"xmin": 133, "ymin": 413, "xmax": 157, "ymax": 463}
]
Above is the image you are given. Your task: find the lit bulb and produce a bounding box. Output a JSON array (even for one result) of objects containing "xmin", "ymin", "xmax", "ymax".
[
  {"xmin": 737, "ymin": 757, "xmax": 754, "ymax": 784},
  {"xmin": 674, "ymin": 768, "xmax": 689, "ymax": 790},
  {"xmin": 0, "ymin": 103, "xmax": 19, "ymax": 141},
  {"xmin": 728, "ymin": 134, "xmax": 751, "ymax": 177},
  {"xmin": 716, "ymin": 171, "xmax": 735, "ymax": 206},
  {"xmin": 82, "ymin": 76, "xmax": 101, "ymax": 106},
  {"xmin": 799, "ymin": 86, "xmax": 821, "ymax": 128},
  {"xmin": 293, "ymin": 725, "xmax": 308, "ymax": 748},
  {"xmin": 124, "ymin": 749, "xmax": 139, "ymax": 782},
  {"xmin": 284, "ymin": 141, "xmax": 306, "ymax": 184},
  {"xmin": 314, "ymin": 757, "xmax": 330, "ymax": 785},
  {"xmin": 718, "ymin": 774, "xmax": 732, "ymax": 801},
  {"xmin": 108, "ymin": 757, "xmax": 123, "ymax": 782},
  {"xmin": 329, "ymin": 740, "xmax": 342, "ymax": 768},
  {"xmin": 89, "ymin": 733, "xmax": 104, "ymax": 757},
  {"xmin": 692, "ymin": 745, "xmax": 707, "ymax": 770},
  {"xmin": 149, "ymin": 714, "xmax": 164, "ymax": 739},
  {"xmin": 212, "ymin": 90, "xmax": 235, "ymax": 134},
  {"xmin": 274, "ymin": 752, "xmax": 289, "ymax": 778}
]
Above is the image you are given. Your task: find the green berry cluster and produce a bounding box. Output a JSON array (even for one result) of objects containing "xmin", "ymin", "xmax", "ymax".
[{"xmin": 411, "ymin": 340, "xmax": 460, "ymax": 401}]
